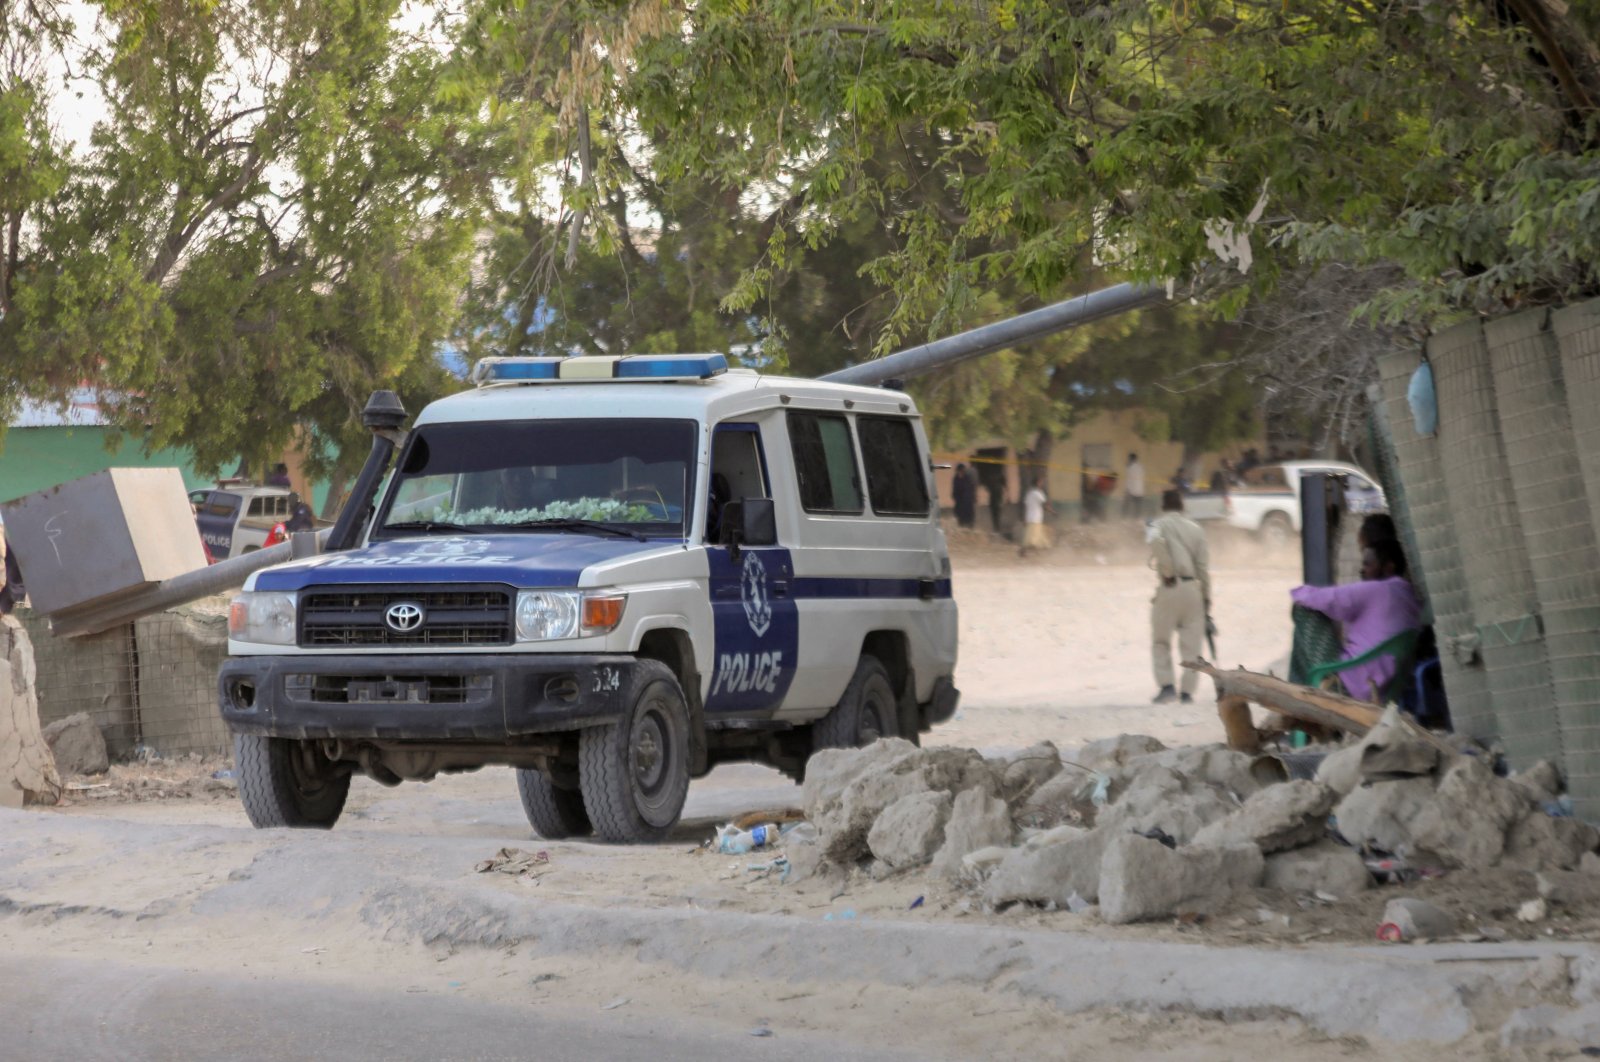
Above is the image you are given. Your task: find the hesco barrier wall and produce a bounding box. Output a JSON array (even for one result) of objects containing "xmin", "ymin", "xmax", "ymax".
[
  {"xmin": 1482, "ymin": 308, "xmax": 1600, "ymax": 821},
  {"xmin": 19, "ymin": 604, "xmax": 231, "ymax": 759},
  {"xmin": 1372, "ymin": 350, "xmax": 1496, "ymax": 739},
  {"xmin": 1427, "ymin": 321, "xmax": 1548, "ymax": 754},
  {"xmin": 1553, "ymin": 297, "xmax": 1600, "ymax": 809}
]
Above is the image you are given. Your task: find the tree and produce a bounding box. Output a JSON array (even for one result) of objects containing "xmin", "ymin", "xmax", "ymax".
[
  {"xmin": 497, "ymin": 0, "xmax": 1600, "ymax": 342},
  {"xmin": 1, "ymin": 0, "xmax": 499, "ymax": 481}
]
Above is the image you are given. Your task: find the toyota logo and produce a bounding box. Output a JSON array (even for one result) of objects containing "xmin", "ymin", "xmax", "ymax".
[{"xmin": 384, "ymin": 602, "xmax": 425, "ymax": 632}]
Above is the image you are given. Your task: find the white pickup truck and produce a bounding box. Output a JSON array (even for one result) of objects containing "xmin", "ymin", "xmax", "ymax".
[{"xmin": 1222, "ymin": 460, "xmax": 1386, "ymax": 544}]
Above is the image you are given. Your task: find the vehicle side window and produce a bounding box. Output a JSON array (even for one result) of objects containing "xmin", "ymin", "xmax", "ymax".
[
  {"xmin": 708, "ymin": 425, "xmax": 770, "ymax": 542},
  {"xmin": 787, "ymin": 411, "xmax": 863, "ymax": 515},
  {"xmin": 247, "ymin": 498, "xmax": 264, "ymax": 517},
  {"xmin": 857, "ymin": 416, "xmax": 930, "ymax": 516},
  {"xmin": 201, "ymin": 493, "xmax": 240, "ymax": 518}
]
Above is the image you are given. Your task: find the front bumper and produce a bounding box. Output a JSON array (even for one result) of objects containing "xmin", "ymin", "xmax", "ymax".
[{"xmin": 218, "ymin": 652, "xmax": 639, "ymax": 742}]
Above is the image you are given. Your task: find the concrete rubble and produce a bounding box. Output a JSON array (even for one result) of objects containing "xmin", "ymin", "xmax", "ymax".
[
  {"xmin": 786, "ymin": 727, "xmax": 1600, "ymax": 926},
  {"xmin": 42, "ymin": 711, "xmax": 110, "ymax": 777}
]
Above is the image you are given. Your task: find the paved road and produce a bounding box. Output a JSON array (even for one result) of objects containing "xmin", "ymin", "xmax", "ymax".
[{"xmin": 0, "ymin": 953, "xmax": 920, "ymax": 1062}]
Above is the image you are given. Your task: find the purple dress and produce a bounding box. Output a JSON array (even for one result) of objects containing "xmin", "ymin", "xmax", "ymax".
[{"xmin": 1290, "ymin": 577, "xmax": 1421, "ymax": 701}]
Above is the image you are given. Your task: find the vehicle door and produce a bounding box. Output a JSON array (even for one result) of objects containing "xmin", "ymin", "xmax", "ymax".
[
  {"xmin": 195, "ymin": 491, "xmax": 241, "ymax": 559},
  {"xmin": 704, "ymin": 422, "xmax": 798, "ymax": 715}
]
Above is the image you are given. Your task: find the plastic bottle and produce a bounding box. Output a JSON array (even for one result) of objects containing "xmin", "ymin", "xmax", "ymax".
[{"xmin": 716, "ymin": 823, "xmax": 779, "ymax": 854}]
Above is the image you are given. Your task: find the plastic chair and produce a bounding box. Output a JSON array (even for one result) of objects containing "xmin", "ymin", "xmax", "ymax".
[{"xmin": 1304, "ymin": 627, "xmax": 1422, "ymax": 704}]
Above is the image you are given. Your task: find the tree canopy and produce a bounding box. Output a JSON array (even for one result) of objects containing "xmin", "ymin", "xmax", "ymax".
[{"xmin": 5, "ymin": 0, "xmax": 1596, "ymax": 477}]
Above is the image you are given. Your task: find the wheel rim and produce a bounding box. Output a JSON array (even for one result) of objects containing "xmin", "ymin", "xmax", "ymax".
[
  {"xmin": 629, "ymin": 694, "xmax": 678, "ymax": 821},
  {"xmin": 860, "ymin": 688, "xmax": 892, "ymax": 744}
]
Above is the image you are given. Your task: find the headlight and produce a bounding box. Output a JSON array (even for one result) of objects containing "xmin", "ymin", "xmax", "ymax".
[
  {"xmin": 515, "ymin": 590, "xmax": 627, "ymax": 642},
  {"xmin": 228, "ymin": 591, "xmax": 299, "ymax": 646}
]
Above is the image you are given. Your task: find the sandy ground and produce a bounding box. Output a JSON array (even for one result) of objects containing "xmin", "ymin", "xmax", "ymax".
[{"xmin": 14, "ymin": 529, "xmax": 1591, "ymax": 1057}]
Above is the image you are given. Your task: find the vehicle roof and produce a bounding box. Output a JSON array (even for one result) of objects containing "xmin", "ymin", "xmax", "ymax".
[
  {"xmin": 1273, "ymin": 460, "xmax": 1371, "ymax": 475},
  {"xmin": 206, "ymin": 485, "xmax": 292, "ymax": 497},
  {"xmin": 414, "ymin": 369, "xmax": 919, "ymax": 428}
]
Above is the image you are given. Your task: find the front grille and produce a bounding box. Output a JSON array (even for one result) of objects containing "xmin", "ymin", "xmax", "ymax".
[
  {"xmin": 295, "ymin": 674, "xmax": 476, "ymax": 704},
  {"xmin": 298, "ymin": 584, "xmax": 515, "ymax": 648}
]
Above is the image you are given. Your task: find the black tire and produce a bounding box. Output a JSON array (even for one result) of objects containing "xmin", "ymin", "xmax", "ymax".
[
  {"xmin": 1259, "ymin": 511, "xmax": 1295, "ymax": 548},
  {"xmin": 813, "ymin": 655, "xmax": 900, "ymax": 751},
  {"xmin": 515, "ymin": 768, "xmax": 592, "ymax": 839},
  {"xmin": 234, "ymin": 733, "xmax": 351, "ymax": 829},
  {"xmin": 578, "ymin": 660, "xmax": 691, "ymax": 843}
]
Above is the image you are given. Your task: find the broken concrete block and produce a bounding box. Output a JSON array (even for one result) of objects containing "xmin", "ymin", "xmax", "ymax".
[
  {"xmin": 1406, "ymin": 758, "xmax": 1529, "ymax": 869},
  {"xmin": 1333, "ymin": 777, "xmax": 1439, "ymax": 858},
  {"xmin": 996, "ymin": 742, "xmax": 1061, "ymax": 803},
  {"xmin": 1510, "ymin": 760, "xmax": 1564, "ymax": 805},
  {"xmin": 1193, "ymin": 779, "xmax": 1336, "ymax": 854},
  {"xmin": 1127, "ymin": 746, "xmax": 1261, "ymax": 799},
  {"xmin": 930, "ymin": 787, "xmax": 1014, "ymax": 879},
  {"xmin": 1013, "ymin": 769, "xmax": 1095, "ymax": 831},
  {"xmin": 985, "ymin": 826, "xmax": 1112, "ymax": 908},
  {"xmin": 817, "ymin": 744, "xmax": 997, "ymax": 862},
  {"xmin": 41, "ymin": 711, "xmax": 109, "ymax": 776},
  {"xmin": 1314, "ymin": 743, "xmax": 1364, "ymax": 797},
  {"xmin": 1099, "ymin": 765, "xmax": 1238, "ymax": 845},
  {"xmin": 1538, "ymin": 870, "xmax": 1600, "ymax": 906},
  {"xmin": 1504, "ymin": 812, "xmax": 1600, "ymax": 872},
  {"xmin": 1098, "ymin": 834, "xmax": 1264, "ymax": 925},
  {"xmin": 802, "ymin": 738, "xmax": 918, "ymax": 821},
  {"xmin": 1380, "ymin": 897, "xmax": 1456, "ymax": 941},
  {"xmin": 1358, "ymin": 706, "xmax": 1442, "ymax": 780},
  {"xmin": 868, "ymin": 790, "xmax": 953, "ymax": 869},
  {"xmin": 959, "ymin": 845, "xmax": 1011, "ymax": 882},
  {"xmin": 1263, "ymin": 841, "xmax": 1370, "ymax": 898},
  {"xmin": 1073, "ymin": 734, "xmax": 1166, "ymax": 773}
]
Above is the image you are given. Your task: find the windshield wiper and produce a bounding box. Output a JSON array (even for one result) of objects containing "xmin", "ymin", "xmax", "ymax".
[
  {"xmin": 502, "ymin": 518, "xmax": 649, "ymax": 542},
  {"xmin": 382, "ymin": 520, "xmax": 480, "ymax": 534}
]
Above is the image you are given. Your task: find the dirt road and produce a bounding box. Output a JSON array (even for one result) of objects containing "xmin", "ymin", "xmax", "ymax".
[{"xmin": 4, "ymin": 537, "xmax": 1583, "ymax": 1058}]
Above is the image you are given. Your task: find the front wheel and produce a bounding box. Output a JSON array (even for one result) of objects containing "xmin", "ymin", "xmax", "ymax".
[
  {"xmin": 515, "ymin": 768, "xmax": 592, "ymax": 839},
  {"xmin": 813, "ymin": 655, "xmax": 900, "ymax": 751},
  {"xmin": 578, "ymin": 660, "xmax": 691, "ymax": 843},
  {"xmin": 1259, "ymin": 511, "xmax": 1295, "ymax": 548},
  {"xmin": 234, "ymin": 734, "xmax": 351, "ymax": 829}
]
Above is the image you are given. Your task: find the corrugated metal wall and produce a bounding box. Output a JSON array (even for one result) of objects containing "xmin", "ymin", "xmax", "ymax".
[
  {"xmin": 1484, "ymin": 309, "xmax": 1600, "ymax": 819},
  {"xmin": 1374, "ymin": 348, "xmax": 1495, "ymax": 738},
  {"xmin": 1428, "ymin": 320, "xmax": 1550, "ymax": 758}
]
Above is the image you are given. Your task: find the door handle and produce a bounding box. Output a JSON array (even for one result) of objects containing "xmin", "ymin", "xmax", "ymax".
[
  {"xmin": 918, "ymin": 577, "xmax": 937, "ymax": 601},
  {"xmin": 772, "ymin": 580, "xmax": 789, "ymax": 598}
]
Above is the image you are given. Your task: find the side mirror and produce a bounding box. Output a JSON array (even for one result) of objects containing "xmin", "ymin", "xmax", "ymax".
[
  {"xmin": 740, "ymin": 498, "xmax": 777, "ymax": 546},
  {"xmin": 719, "ymin": 498, "xmax": 777, "ymax": 553}
]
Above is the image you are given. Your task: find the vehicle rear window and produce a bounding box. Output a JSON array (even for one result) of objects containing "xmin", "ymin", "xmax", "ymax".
[
  {"xmin": 857, "ymin": 416, "xmax": 930, "ymax": 516},
  {"xmin": 787, "ymin": 412, "xmax": 863, "ymax": 514}
]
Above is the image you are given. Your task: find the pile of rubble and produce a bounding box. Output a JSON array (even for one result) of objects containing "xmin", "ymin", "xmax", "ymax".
[{"xmin": 788, "ymin": 710, "xmax": 1600, "ymax": 925}]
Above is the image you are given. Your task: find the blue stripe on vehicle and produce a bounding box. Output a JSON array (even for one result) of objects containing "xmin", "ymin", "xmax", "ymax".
[{"xmin": 789, "ymin": 577, "xmax": 953, "ymax": 600}]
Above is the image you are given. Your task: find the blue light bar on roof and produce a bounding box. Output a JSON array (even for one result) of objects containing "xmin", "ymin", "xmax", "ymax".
[{"xmin": 472, "ymin": 353, "xmax": 729, "ymax": 386}]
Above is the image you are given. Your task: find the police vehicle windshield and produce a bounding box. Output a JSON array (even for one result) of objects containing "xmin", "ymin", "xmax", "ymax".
[{"xmin": 375, "ymin": 419, "xmax": 697, "ymax": 539}]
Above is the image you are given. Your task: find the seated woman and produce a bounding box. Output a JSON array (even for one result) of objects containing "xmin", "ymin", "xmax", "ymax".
[{"xmin": 1290, "ymin": 538, "xmax": 1421, "ymax": 703}]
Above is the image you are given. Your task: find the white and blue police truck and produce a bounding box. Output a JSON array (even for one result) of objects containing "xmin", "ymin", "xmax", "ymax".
[{"xmin": 219, "ymin": 354, "xmax": 959, "ymax": 841}]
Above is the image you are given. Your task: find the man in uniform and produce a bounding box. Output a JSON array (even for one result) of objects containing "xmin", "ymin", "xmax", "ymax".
[{"xmin": 1149, "ymin": 489, "xmax": 1211, "ymax": 705}]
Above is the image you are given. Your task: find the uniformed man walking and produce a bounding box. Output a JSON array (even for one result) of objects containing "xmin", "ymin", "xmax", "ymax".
[{"xmin": 1148, "ymin": 489, "xmax": 1211, "ymax": 705}]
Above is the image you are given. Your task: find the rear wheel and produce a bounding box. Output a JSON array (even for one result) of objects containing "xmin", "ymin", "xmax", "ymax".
[
  {"xmin": 578, "ymin": 660, "xmax": 691, "ymax": 843},
  {"xmin": 1259, "ymin": 511, "xmax": 1295, "ymax": 548},
  {"xmin": 515, "ymin": 768, "xmax": 591, "ymax": 839},
  {"xmin": 813, "ymin": 655, "xmax": 899, "ymax": 751},
  {"xmin": 235, "ymin": 734, "xmax": 351, "ymax": 829}
]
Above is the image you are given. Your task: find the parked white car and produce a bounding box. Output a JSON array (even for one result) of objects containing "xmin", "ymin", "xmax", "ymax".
[{"xmin": 1226, "ymin": 461, "xmax": 1386, "ymax": 544}]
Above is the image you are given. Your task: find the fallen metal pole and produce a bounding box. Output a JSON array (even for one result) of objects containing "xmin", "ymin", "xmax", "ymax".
[
  {"xmin": 49, "ymin": 528, "xmax": 334, "ymax": 638},
  {"xmin": 819, "ymin": 280, "xmax": 1169, "ymax": 387}
]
